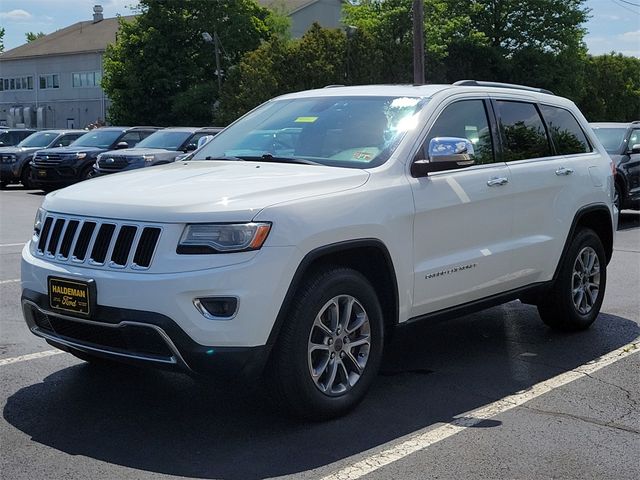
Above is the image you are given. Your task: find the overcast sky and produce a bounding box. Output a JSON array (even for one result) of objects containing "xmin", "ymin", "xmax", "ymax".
[{"xmin": 1, "ymin": 0, "xmax": 639, "ymax": 57}]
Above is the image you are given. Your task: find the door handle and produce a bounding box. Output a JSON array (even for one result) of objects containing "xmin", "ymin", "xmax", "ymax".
[
  {"xmin": 555, "ymin": 167, "xmax": 574, "ymax": 176},
  {"xmin": 487, "ymin": 177, "xmax": 508, "ymax": 186}
]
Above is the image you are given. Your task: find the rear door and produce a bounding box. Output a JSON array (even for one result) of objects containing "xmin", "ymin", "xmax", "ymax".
[
  {"xmin": 499, "ymin": 99, "xmax": 595, "ymax": 286},
  {"xmin": 409, "ymin": 97, "xmax": 518, "ymax": 316},
  {"xmin": 625, "ymin": 128, "xmax": 640, "ymax": 200}
]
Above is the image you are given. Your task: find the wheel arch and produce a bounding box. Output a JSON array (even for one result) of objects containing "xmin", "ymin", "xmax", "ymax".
[
  {"xmin": 554, "ymin": 204, "xmax": 614, "ymax": 281},
  {"xmin": 266, "ymin": 239, "xmax": 400, "ymax": 347}
]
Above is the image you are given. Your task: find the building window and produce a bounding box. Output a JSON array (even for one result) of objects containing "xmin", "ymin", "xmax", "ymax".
[
  {"xmin": 72, "ymin": 71, "xmax": 102, "ymax": 88},
  {"xmin": 39, "ymin": 74, "xmax": 60, "ymax": 89},
  {"xmin": 0, "ymin": 76, "xmax": 34, "ymax": 91}
]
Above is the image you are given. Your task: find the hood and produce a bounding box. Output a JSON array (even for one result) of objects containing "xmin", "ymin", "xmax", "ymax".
[
  {"xmin": 37, "ymin": 146, "xmax": 105, "ymax": 155},
  {"xmin": 44, "ymin": 160, "xmax": 370, "ymax": 223},
  {"xmin": 102, "ymin": 147, "xmax": 175, "ymax": 156}
]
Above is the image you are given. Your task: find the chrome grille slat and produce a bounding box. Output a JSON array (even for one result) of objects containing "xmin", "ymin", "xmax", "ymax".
[{"xmin": 35, "ymin": 214, "xmax": 161, "ymax": 270}]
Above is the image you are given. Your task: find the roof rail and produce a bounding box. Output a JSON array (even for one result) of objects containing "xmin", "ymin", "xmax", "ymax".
[
  {"xmin": 453, "ymin": 80, "xmax": 554, "ymax": 96},
  {"xmin": 324, "ymin": 84, "xmax": 345, "ymax": 88},
  {"xmin": 632, "ymin": 120, "xmax": 640, "ymax": 124}
]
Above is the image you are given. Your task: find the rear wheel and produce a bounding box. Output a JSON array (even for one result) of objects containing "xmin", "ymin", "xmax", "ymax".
[
  {"xmin": 614, "ymin": 181, "xmax": 623, "ymax": 210},
  {"xmin": 537, "ymin": 228, "xmax": 607, "ymax": 331},
  {"xmin": 81, "ymin": 165, "xmax": 95, "ymax": 180},
  {"xmin": 266, "ymin": 266, "xmax": 384, "ymax": 419}
]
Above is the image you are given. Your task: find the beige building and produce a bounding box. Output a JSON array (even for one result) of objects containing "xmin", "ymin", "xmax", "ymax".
[{"xmin": 259, "ymin": 0, "xmax": 345, "ymax": 37}]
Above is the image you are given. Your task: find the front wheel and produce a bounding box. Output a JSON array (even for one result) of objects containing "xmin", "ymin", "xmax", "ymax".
[
  {"xmin": 266, "ymin": 266, "xmax": 384, "ymax": 419},
  {"xmin": 537, "ymin": 228, "xmax": 607, "ymax": 331},
  {"xmin": 20, "ymin": 167, "xmax": 32, "ymax": 189}
]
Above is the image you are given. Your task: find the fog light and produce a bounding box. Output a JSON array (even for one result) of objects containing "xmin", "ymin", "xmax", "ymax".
[{"xmin": 193, "ymin": 297, "xmax": 238, "ymax": 320}]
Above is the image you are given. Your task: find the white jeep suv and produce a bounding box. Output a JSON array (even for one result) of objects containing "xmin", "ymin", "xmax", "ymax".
[{"xmin": 22, "ymin": 82, "xmax": 616, "ymax": 419}]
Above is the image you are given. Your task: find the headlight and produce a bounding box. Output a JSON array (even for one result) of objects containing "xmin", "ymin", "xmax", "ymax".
[
  {"xmin": 142, "ymin": 154, "xmax": 155, "ymax": 164},
  {"xmin": 33, "ymin": 207, "xmax": 47, "ymax": 238},
  {"xmin": 76, "ymin": 152, "xmax": 87, "ymax": 159},
  {"xmin": 178, "ymin": 222, "xmax": 271, "ymax": 254}
]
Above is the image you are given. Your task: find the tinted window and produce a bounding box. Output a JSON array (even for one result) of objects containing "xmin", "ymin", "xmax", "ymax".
[
  {"xmin": 73, "ymin": 130, "xmax": 123, "ymax": 148},
  {"xmin": 591, "ymin": 127, "xmax": 627, "ymax": 154},
  {"xmin": 496, "ymin": 101, "xmax": 551, "ymax": 161},
  {"xmin": 58, "ymin": 134, "xmax": 83, "ymax": 147},
  {"xmin": 18, "ymin": 131, "xmax": 59, "ymax": 147},
  {"xmin": 424, "ymin": 100, "xmax": 494, "ymax": 164},
  {"xmin": 136, "ymin": 130, "xmax": 192, "ymax": 150},
  {"xmin": 119, "ymin": 132, "xmax": 143, "ymax": 147},
  {"xmin": 539, "ymin": 105, "xmax": 591, "ymax": 155}
]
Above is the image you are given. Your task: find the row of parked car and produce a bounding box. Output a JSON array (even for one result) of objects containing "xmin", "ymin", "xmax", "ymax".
[
  {"xmin": 0, "ymin": 126, "xmax": 222, "ymax": 191},
  {"xmin": 0, "ymin": 121, "xmax": 638, "ymax": 209}
]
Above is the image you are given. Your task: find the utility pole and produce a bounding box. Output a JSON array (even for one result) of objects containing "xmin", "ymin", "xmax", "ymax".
[{"xmin": 412, "ymin": 0, "xmax": 425, "ymax": 85}]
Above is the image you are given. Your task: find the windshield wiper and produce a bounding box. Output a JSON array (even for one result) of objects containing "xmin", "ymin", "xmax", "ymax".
[
  {"xmin": 200, "ymin": 155, "xmax": 245, "ymax": 161},
  {"xmin": 238, "ymin": 154, "xmax": 321, "ymax": 165}
]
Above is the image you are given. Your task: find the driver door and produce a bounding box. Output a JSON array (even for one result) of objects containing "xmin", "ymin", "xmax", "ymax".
[{"xmin": 409, "ymin": 98, "xmax": 518, "ymax": 317}]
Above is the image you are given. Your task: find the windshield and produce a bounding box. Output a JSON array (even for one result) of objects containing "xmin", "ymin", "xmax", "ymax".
[
  {"xmin": 192, "ymin": 96, "xmax": 427, "ymax": 168},
  {"xmin": 592, "ymin": 127, "xmax": 627, "ymax": 153},
  {"xmin": 72, "ymin": 130, "xmax": 122, "ymax": 148},
  {"xmin": 18, "ymin": 131, "xmax": 59, "ymax": 148},
  {"xmin": 135, "ymin": 130, "xmax": 192, "ymax": 150}
]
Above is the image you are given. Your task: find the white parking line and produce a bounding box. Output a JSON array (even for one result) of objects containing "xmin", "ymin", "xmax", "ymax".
[
  {"xmin": 0, "ymin": 349, "xmax": 63, "ymax": 367},
  {"xmin": 0, "ymin": 243, "xmax": 26, "ymax": 248},
  {"xmin": 321, "ymin": 340, "xmax": 639, "ymax": 480},
  {"xmin": 0, "ymin": 279, "xmax": 20, "ymax": 285}
]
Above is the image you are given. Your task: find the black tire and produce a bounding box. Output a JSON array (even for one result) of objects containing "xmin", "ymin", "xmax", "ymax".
[
  {"xmin": 537, "ymin": 228, "xmax": 607, "ymax": 331},
  {"xmin": 265, "ymin": 266, "xmax": 384, "ymax": 420},
  {"xmin": 81, "ymin": 165, "xmax": 95, "ymax": 180},
  {"xmin": 614, "ymin": 181, "xmax": 623, "ymax": 210},
  {"xmin": 20, "ymin": 167, "xmax": 32, "ymax": 189},
  {"xmin": 0, "ymin": 181, "xmax": 8, "ymax": 189}
]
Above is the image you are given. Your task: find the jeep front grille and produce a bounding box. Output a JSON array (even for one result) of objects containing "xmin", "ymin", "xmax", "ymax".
[{"xmin": 35, "ymin": 214, "xmax": 162, "ymax": 269}]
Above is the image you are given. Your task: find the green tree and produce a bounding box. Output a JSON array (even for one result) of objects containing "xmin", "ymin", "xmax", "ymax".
[
  {"xmin": 25, "ymin": 31, "xmax": 46, "ymax": 43},
  {"xmin": 577, "ymin": 54, "xmax": 640, "ymax": 122},
  {"xmin": 0, "ymin": 27, "xmax": 5, "ymax": 52},
  {"xmin": 216, "ymin": 24, "xmax": 348, "ymax": 124},
  {"xmin": 102, "ymin": 0, "xmax": 275, "ymax": 126}
]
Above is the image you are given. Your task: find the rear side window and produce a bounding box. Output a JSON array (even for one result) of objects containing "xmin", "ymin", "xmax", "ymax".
[
  {"xmin": 496, "ymin": 101, "xmax": 551, "ymax": 161},
  {"xmin": 424, "ymin": 99, "xmax": 495, "ymax": 164},
  {"xmin": 58, "ymin": 134, "xmax": 82, "ymax": 147},
  {"xmin": 539, "ymin": 105, "xmax": 591, "ymax": 155}
]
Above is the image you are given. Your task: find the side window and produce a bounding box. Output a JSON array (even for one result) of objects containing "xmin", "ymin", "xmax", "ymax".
[
  {"xmin": 188, "ymin": 133, "xmax": 206, "ymax": 147},
  {"xmin": 58, "ymin": 134, "xmax": 81, "ymax": 146},
  {"xmin": 629, "ymin": 130, "xmax": 640, "ymax": 149},
  {"xmin": 496, "ymin": 101, "xmax": 551, "ymax": 161},
  {"xmin": 139, "ymin": 130, "xmax": 156, "ymax": 140},
  {"xmin": 424, "ymin": 100, "xmax": 495, "ymax": 164},
  {"xmin": 119, "ymin": 132, "xmax": 142, "ymax": 147},
  {"xmin": 539, "ymin": 105, "xmax": 591, "ymax": 155}
]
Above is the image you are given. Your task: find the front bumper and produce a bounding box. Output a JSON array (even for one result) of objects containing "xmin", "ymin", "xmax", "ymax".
[
  {"xmin": 21, "ymin": 291, "xmax": 270, "ymax": 377},
  {"xmin": 21, "ymin": 242, "xmax": 300, "ymax": 373},
  {"xmin": 30, "ymin": 159, "xmax": 89, "ymax": 186},
  {"xmin": 0, "ymin": 162, "xmax": 20, "ymax": 181}
]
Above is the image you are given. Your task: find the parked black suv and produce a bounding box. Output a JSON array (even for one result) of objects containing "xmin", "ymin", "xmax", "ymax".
[
  {"xmin": 0, "ymin": 128, "xmax": 37, "ymax": 147},
  {"xmin": 591, "ymin": 122, "xmax": 640, "ymax": 210},
  {"xmin": 93, "ymin": 127, "xmax": 222, "ymax": 176},
  {"xmin": 0, "ymin": 130, "xmax": 85, "ymax": 188},
  {"xmin": 30, "ymin": 126, "xmax": 160, "ymax": 191}
]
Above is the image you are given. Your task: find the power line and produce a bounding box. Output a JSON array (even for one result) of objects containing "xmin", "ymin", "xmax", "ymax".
[
  {"xmin": 615, "ymin": 0, "xmax": 640, "ymax": 7},
  {"xmin": 612, "ymin": 0, "xmax": 640, "ymax": 13}
]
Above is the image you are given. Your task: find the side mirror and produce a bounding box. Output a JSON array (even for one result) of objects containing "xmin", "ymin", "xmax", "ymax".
[
  {"xmin": 411, "ymin": 137, "xmax": 476, "ymax": 177},
  {"xmin": 115, "ymin": 141, "xmax": 129, "ymax": 149},
  {"xmin": 184, "ymin": 143, "xmax": 197, "ymax": 152},
  {"xmin": 630, "ymin": 144, "xmax": 640, "ymax": 154}
]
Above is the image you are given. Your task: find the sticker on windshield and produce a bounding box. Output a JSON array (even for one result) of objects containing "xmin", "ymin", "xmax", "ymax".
[{"xmin": 294, "ymin": 116, "xmax": 318, "ymax": 123}]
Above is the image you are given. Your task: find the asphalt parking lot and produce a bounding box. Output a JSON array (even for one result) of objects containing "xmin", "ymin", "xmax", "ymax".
[{"xmin": 1, "ymin": 184, "xmax": 639, "ymax": 480}]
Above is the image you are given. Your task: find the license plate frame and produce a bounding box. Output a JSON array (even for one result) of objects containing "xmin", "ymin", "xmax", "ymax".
[
  {"xmin": 48, "ymin": 276, "xmax": 96, "ymax": 317},
  {"xmin": 37, "ymin": 169, "xmax": 47, "ymax": 177}
]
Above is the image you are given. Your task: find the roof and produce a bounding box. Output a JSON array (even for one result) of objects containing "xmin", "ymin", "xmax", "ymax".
[
  {"xmin": 0, "ymin": 16, "xmax": 136, "ymax": 61},
  {"xmin": 258, "ymin": 0, "xmax": 344, "ymax": 15}
]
